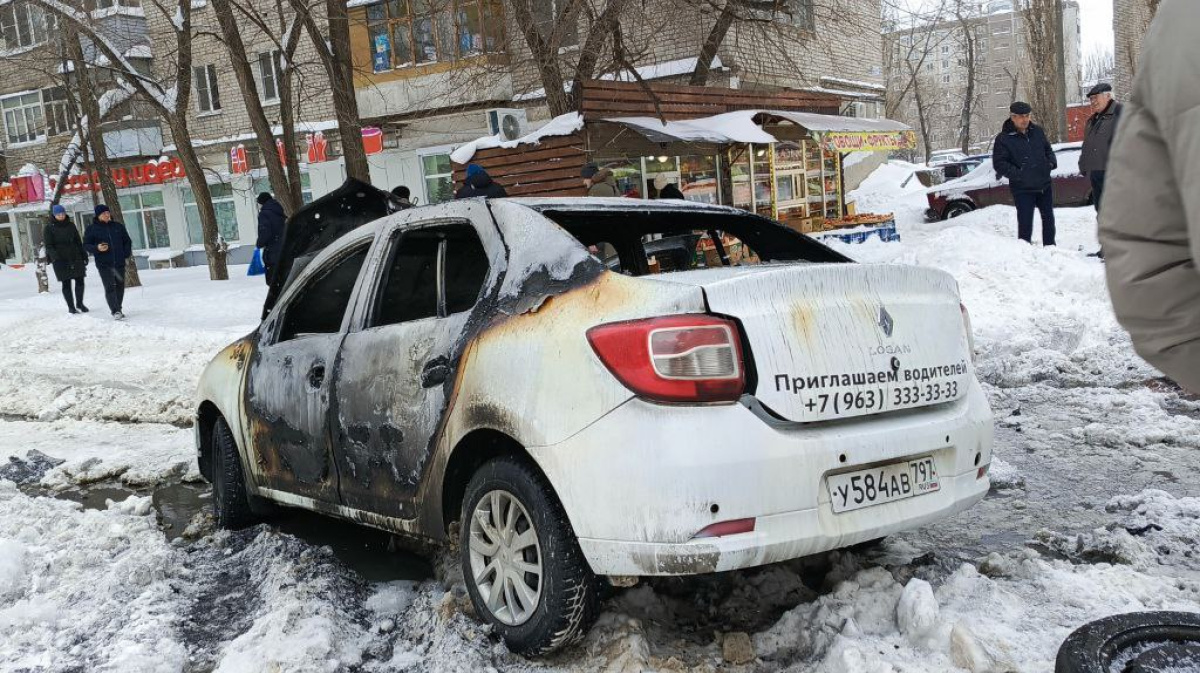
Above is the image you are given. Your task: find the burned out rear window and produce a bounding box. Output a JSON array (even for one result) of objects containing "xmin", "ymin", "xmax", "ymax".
[{"xmin": 534, "ymin": 208, "xmax": 849, "ymax": 276}]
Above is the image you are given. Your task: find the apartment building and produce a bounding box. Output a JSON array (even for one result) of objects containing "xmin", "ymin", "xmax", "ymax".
[
  {"xmin": 1113, "ymin": 0, "xmax": 1157, "ymax": 99},
  {"xmin": 883, "ymin": 0, "xmax": 1081, "ymax": 157},
  {"xmin": 0, "ymin": 0, "xmax": 156, "ymax": 263},
  {"xmin": 3, "ymin": 0, "xmax": 887, "ymax": 266}
]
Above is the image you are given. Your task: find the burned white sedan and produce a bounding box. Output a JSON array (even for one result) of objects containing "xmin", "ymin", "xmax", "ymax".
[{"xmin": 195, "ymin": 182, "xmax": 993, "ymax": 655}]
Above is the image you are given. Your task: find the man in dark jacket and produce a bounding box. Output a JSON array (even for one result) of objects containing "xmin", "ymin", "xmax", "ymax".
[
  {"xmin": 256, "ymin": 192, "xmax": 287, "ymax": 284},
  {"xmin": 83, "ymin": 204, "xmax": 133, "ymax": 320},
  {"xmin": 1080, "ymin": 82, "xmax": 1123, "ymax": 257},
  {"xmin": 455, "ymin": 164, "xmax": 508, "ymax": 199},
  {"xmin": 43, "ymin": 204, "xmax": 88, "ymax": 314},
  {"xmin": 993, "ymin": 101, "xmax": 1058, "ymax": 246}
]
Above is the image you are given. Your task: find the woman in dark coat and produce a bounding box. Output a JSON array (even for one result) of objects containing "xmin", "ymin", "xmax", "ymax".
[{"xmin": 43, "ymin": 204, "xmax": 89, "ymax": 314}]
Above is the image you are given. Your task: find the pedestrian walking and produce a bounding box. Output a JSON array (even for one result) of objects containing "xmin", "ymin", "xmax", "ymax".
[
  {"xmin": 653, "ymin": 175, "xmax": 685, "ymax": 200},
  {"xmin": 256, "ymin": 192, "xmax": 287, "ymax": 284},
  {"xmin": 1098, "ymin": 0, "xmax": 1199, "ymax": 394},
  {"xmin": 43, "ymin": 204, "xmax": 88, "ymax": 314},
  {"xmin": 993, "ymin": 101, "xmax": 1057, "ymax": 246},
  {"xmin": 390, "ymin": 185, "xmax": 415, "ymax": 209},
  {"xmin": 83, "ymin": 204, "xmax": 133, "ymax": 320},
  {"xmin": 1080, "ymin": 82, "xmax": 1123, "ymax": 258},
  {"xmin": 455, "ymin": 164, "xmax": 508, "ymax": 199},
  {"xmin": 581, "ymin": 163, "xmax": 619, "ymax": 197}
]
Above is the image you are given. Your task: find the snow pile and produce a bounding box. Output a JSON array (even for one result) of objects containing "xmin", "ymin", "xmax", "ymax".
[
  {"xmin": 0, "ymin": 484, "xmax": 189, "ymax": 671},
  {"xmin": 449, "ymin": 112, "xmax": 583, "ymax": 165}
]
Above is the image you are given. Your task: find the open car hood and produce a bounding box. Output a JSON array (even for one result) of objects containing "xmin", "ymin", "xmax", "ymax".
[{"xmin": 263, "ymin": 178, "xmax": 394, "ymax": 317}]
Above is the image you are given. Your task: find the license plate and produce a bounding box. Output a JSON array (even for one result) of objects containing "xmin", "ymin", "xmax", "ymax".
[{"xmin": 827, "ymin": 456, "xmax": 940, "ymax": 513}]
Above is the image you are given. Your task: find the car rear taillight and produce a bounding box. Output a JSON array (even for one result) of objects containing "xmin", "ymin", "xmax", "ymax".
[
  {"xmin": 960, "ymin": 302, "xmax": 976, "ymax": 362},
  {"xmin": 587, "ymin": 315, "xmax": 746, "ymax": 403},
  {"xmin": 691, "ymin": 518, "xmax": 756, "ymax": 540}
]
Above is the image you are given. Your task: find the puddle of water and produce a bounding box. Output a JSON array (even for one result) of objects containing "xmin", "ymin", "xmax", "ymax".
[{"xmin": 33, "ymin": 480, "xmax": 431, "ymax": 582}]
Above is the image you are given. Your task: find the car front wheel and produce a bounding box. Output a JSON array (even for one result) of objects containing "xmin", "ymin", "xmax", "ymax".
[
  {"xmin": 211, "ymin": 416, "xmax": 258, "ymax": 529},
  {"xmin": 460, "ymin": 456, "xmax": 600, "ymax": 655}
]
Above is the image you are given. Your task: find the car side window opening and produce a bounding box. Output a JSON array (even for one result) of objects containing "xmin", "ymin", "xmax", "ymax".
[
  {"xmin": 371, "ymin": 224, "xmax": 490, "ymax": 328},
  {"xmin": 277, "ymin": 243, "xmax": 371, "ymax": 342},
  {"xmin": 545, "ymin": 210, "xmax": 847, "ymax": 277}
]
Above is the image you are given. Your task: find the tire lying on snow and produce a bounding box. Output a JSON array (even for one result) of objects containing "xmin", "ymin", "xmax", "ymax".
[
  {"xmin": 460, "ymin": 456, "xmax": 600, "ymax": 655},
  {"xmin": 1056, "ymin": 611, "xmax": 1200, "ymax": 673}
]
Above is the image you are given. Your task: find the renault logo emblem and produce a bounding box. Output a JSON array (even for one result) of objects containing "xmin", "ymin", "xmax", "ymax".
[{"xmin": 878, "ymin": 306, "xmax": 895, "ymax": 337}]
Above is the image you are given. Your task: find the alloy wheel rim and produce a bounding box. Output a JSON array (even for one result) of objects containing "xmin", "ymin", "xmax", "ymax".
[{"xmin": 468, "ymin": 490, "xmax": 543, "ymax": 626}]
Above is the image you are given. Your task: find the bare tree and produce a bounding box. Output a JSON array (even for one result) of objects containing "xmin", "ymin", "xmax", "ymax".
[
  {"xmin": 1018, "ymin": 0, "xmax": 1064, "ymax": 141},
  {"xmin": 33, "ymin": 0, "xmax": 231, "ymax": 280},
  {"xmin": 952, "ymin": 0, "xmax": 980, "ymax": 154},
  {"xmin": 1082, "ymin": 45, "xmax": 1113, "ymax": 84}
]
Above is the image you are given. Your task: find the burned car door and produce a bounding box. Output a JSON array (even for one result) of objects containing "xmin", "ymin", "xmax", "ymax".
[
  {"xmin": 246, "ymin": 241, "xmax": 371, "ymax": 503},
  {"xmin": 332, "ymin": 213, "xmax": 499, "ymax": 519}
]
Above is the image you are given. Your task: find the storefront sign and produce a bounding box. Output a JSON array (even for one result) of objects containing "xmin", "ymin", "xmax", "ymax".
[
  {"xmin": 231, "ymin": 145, "xmax": 249, "ymax": 174},
  {"xmin": 306, "ymin": 132, "xmax": 329, "ymax": 163},
  {"xmin": 0, "ymin": 183, "xmax": 15, "ymax": 207},
  {"xmin": 827, "ymin": 131, "xmax": 917, "ymax": 152},
  {"xmin": 12, "ymin": 175, "xmax": 46, "ymax": 204},
  {"xmin": 362, "ymin": 127, "xmax": 383, "ymax": 155},
  {"xmin": 48, "ymin": 158, "xmax": 187, "ymax": 195}
]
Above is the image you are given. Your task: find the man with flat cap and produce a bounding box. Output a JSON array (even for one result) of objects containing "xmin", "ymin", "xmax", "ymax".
[
  {"xmin": 1080, "ymin": 82, "xmax": 1123, "ymax": 257},
  {"xmin": 993, "ymin": 101, "xmax": 1057, "ymax": 246}
]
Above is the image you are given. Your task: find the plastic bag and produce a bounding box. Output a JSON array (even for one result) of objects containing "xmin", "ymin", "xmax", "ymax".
[{"xmin": 248, "ymin": 248, "xmax": 266, "ymax": 276}]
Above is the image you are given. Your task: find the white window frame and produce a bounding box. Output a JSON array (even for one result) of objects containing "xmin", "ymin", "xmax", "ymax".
[
  {"xmin": 256, "ymin": 50, "xmax": 282, "ymax": 104},
  {"xmin": 42, "ymin": 87, "xmax": 73, "ymax": 137},
  {"xmin": 193, "ymin": 64, "xmax": 221, "ymax": 114},
  {"xmin": 2, "ymin": 91, "xmax": 45, "ymax": 146},
  {"xmin": 0, "ymin": 1, "xmax": 53, "ymax": 52},
  {"xmin": 418, "ymin": 147, "xmax": 455, "ymax": 205}
]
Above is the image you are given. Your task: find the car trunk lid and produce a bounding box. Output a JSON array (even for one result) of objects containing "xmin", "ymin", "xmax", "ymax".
[{"xmin": 657, "ymin": 263, "xmax": 973, "ymax": 422}]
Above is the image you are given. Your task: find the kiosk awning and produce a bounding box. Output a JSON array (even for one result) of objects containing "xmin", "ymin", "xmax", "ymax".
[{"xmin": 603, "ymin": 109, "xmax": 916, "ymax": 151}]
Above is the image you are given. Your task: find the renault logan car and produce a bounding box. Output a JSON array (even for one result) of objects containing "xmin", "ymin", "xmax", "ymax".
[{"xmin": 195, "ymin": 182, "xmax": 993, "ymax": 655}]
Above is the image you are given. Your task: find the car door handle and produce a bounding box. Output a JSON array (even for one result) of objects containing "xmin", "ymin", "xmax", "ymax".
[
  {"xmin": 308, "ymin": 364, "xmax": 326, "ymax": 388},
  {"xmin": 421, "ymin": 358, "xmax": 449, "ymax": 388}
]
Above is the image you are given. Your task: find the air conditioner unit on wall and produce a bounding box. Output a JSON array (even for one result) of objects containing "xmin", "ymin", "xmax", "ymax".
[{"xmin": 486, "ymin": 108, "xmax": 527, "ymax": 141}]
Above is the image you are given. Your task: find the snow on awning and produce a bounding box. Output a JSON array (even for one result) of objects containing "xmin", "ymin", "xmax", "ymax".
[{"xmin": 602, "ymin": 110, "xmax": 915, "ymax": 151}]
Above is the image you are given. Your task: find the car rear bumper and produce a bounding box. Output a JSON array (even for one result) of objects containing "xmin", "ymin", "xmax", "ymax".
[{"xmin": 526, "ymin": 381, "xmax": 993, "ymax": 577}]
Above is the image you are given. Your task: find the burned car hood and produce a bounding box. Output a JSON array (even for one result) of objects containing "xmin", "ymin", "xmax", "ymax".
[{"xmin": 263, "ymin": 178, "xmax": 393, "ymax": 316}]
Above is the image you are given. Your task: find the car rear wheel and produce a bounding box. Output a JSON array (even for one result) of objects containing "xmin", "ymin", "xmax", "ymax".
[
  {"xmin": 944, "ymin": 202, "xmax": 974, "ymax": 219},
  {"xmin": 1055, "ymin": 611, "xmax": 1200, "ymax": 673},
  {"xmin": 211, "ymin": 416, "xmax": 258, "ymax": 529},
  {"xmin": 460, "ymin": 456, "xmax": 600, "ymax": 655}
]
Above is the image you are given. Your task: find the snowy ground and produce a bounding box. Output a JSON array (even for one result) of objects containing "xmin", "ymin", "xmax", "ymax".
[{"xmin": 2, "ymin": 172, "xmax": 1199, "ymax": 672}]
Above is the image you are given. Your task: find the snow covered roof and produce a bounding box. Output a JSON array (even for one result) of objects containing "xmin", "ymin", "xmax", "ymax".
[
  {"xmin": 512, "ymin": 57, "xmax": 723, "ymax": 103},
  {"xmin": 449, "ymin": 113, "xmax": 583, "ymax": 164},
  {"xmin": 604, "ymin": 110, "xmax": 910, "ymax": 144}
]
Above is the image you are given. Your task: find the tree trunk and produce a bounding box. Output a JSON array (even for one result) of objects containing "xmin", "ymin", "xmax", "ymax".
[
  {"xmin": 170, "ymin": 118, "xmax": 229, "ymax": 280},
  {"xmin": 690, "ymin": 3, "xmax": 736, "ymax": 86},
  {"xmin": 279, "ymin": 16, "xmax": 305, "ymax": 202},
  {"xmin": 325, "ymin": 0, "xmax": 370, "ymax": 181},
  {"xmin": 956, "ymin": 7, "xmax": 976, "ymax": 155},
  {"xmin": 70, "ymin": 32, "xmax": 142, "ymax": 287},
  {"xmin": 211, "ymin": 0, "xmax": 298, "ymax": 214}
]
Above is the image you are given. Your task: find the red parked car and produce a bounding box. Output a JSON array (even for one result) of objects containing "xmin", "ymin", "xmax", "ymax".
[{"xmin": 925, "ymin": 143, "xmax": 1092, "ymax": 221}]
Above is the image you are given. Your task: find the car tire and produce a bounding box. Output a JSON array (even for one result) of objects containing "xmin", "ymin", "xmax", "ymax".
[
  {"xmin": 944, "ymin": 202, "xmax": 974, "ymax": 219},
  {"xmin": 460, "ymin": 456, "xmax": 600, "ymax": 656},
  {"xmin": 1055, "ymin": 611, "xmax": 1200, "ymax": 673},
  {"xmin": 211, "ymin": 416, "xmax": 258, "ymax": 530}
]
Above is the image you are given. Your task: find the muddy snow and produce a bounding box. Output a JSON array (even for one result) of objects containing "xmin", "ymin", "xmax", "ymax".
[{"xmin": 2, "ymin": 169, "xmax": 1200, "ymax": 672}]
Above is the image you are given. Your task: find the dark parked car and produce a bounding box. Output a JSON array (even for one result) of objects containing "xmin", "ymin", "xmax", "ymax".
[
  {"xmin": 925, "ymin": 144, "xmax": 1091, "ymax": 221},
  {"xmin": 908, "ymin": 159, "xmax": 987, "ymax": 189}
]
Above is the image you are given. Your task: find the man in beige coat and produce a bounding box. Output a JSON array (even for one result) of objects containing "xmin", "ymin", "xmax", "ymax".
[{"xmin": 1099, "ymin": 0, "xmax": 1199, "ymax": 393}]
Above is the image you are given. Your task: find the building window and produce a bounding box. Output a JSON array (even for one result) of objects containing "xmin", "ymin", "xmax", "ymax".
[
  {"xmin": 193, "ymin": 64, "xmax": 221, "ymax": 113},
  {"xmin": 942, "ymin": 59, "xmax": 949, "ymax": 69},
  {"xmin": 253, "ymin": 173, "xmax": 313, "ymax": 205},
  {"xmin": 925, "ymin": 62, "xmax": 933, "ymax": 72},
  {"xmin": 421, "ymin": 153, "xmax": 454, "ymax": 204},
  {"xmin": 86, "ymin": 0, "xmax": 141, "ymax": 10},
  {"xmin": 366, "ymin": 0, "xmax": 503, "ymax": 73},
  {"xmin": 1, "ymin": 91, "xmax": 44, "ymax": 145},
  {"xmin": 0, "ymin": 1, "xmax": 53, "ymax": 52},
  {"xmin": 532, "ymin": 0, "xmax": 578, "ymax": 46},
  {"xmin": 942, "ymin": 75, "xmax": 950, "ymax": 83},
  {"xmin": 256, "ymin": 51, "xmax": 282, "ymax": 103},
  {"xmin": 782, "ymin": 0, "xmax": 814, "ymax": 31},
  {"xmin": 183, "ymin": 183, "xmax": 239, "ymax": 244},
  {"xmin": 119, "ymin": 191, "xmax": 169, "ymax": 250},
  {"xmin": 941, "ymin": 45, "xmax": 949, "ymax": 54},
  {"xmin": 42, "ymin": 87, "xmax": 73, "ymax": 136}
]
